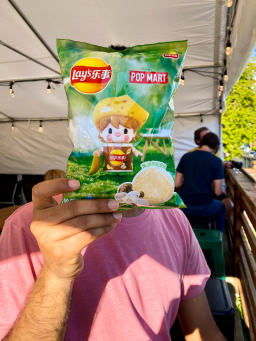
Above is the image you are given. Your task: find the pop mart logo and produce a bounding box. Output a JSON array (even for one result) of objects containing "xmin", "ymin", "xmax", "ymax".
[
  {"xmin": 70, "ymin": 58, "xmax": 112, "ymax": 94},
  {"xmin": 129, "ymin": 70, "xmax": 168, "ymax": 84}
]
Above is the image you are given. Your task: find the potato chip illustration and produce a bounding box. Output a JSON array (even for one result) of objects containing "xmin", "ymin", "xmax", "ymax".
[{"xmin": 132, "ymin": 162, "xmax": 174, "ymax": 205}]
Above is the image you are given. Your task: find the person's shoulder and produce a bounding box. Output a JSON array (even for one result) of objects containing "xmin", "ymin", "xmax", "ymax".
[
  {"xmin": 4, "ymin": 201, "xmax": 34, "ymax": 235},
  {"xmin": 198, "ymin": 150, "xmax": 216, "ymax": 161},
  {"xmin": 6, "ymin": 201, "xmax": 34, "ymax": 220},
  {"xmin": 211, "ymin": 153, "xmax": 223, "ymax": 164},
  {"xmin": 215, "ymin": 150, "xmax": 221, "ymax": 157},
  {"xmin": 180, "ymin": 151, "xmax": 193, "ymax": 161},
  {"xmin": 157, "ymin": 208, "xmax": 191, "ymax": 232},
  {"xmin": 212, "ymin": 153, "xmax": 221, "ymax": 160},
  {"xmin": 157, "ymin": 209, "xmax": 193, "ymax": 248},
  {"xmin": 181, "ymin": 150, "xmax": 200, "ymax": 161}
]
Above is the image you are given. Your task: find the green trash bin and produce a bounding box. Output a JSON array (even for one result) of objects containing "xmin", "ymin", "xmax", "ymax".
[{"xmin": 193, "ymin": 228, "xmax": 225, "ymax": 278}]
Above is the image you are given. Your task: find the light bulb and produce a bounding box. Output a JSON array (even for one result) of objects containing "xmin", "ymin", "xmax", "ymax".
[
  {"xmin": 226, "ymin": 0, "xmax": 233, "ymax": 7},
  {"xmin": 46, "ymin": 81, "xmax": 52, "ymax": 94},
  {"xmin": 38, "ymin": 121, "xmax": 43, "ymax": 132},
  {"xmin": 225, "ymin": 45, "xmax": 232, "ymax": 56},
  {"xmin": 9, "ymin": 82, "xmax": 15, "ymax": 97},
  {"xmin": 224, "ymin": 74, "xmax": 228, "ymax": 82},
  {"xmin": 180, "ymin": 70, "xmax": 185, "ymax": 85}
]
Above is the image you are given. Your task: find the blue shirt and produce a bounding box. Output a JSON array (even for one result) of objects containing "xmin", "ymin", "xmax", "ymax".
[{"xmin": 176, "ymin": 150, "xmax": 224, "ymax": 206}]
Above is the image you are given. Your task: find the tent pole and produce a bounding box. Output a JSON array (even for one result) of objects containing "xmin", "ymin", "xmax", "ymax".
[
  {"xmin": 0, "ymin": 41, "xmax": 60, "ymax": 75},
  {"xmin": 8, "ymin": 0, "xmax": 59, "ymax": 63}
]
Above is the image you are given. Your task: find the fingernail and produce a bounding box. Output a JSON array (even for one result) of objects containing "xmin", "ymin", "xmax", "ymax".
[
  {"xmin": 108, "ymin": 200, "xmax": 119, "ymax": 210},
  {"xmin": 113, "ymin": 212, "xmax": 122, "ymax": 220},
  {"xmin": 68, "ymin": 179, "xmax": 80, "ymax": 189}
]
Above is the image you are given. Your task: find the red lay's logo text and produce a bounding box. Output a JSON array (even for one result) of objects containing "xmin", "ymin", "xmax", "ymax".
[
  {"xmin": 163, "ymin": 53, "xmax": 179, "ymax": 59},
  {"xmin": 70, "ymin": 58, "xmax": 112, "ymax": 94},
  {"xmin": 129, "ymin": 71, "xmax": 168, "ymax": 84}
]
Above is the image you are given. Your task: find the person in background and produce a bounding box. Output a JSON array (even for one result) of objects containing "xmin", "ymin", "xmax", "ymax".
[
  {"xmin": 44, "ymin": 169, "xmax": 66, "ymax": 181},
  {"xmin": 175, "ymin": 132, "xmax": 226, "ymax": 232},
  {"xmin": 189, "ymin": 127, "xmax": 233, "ymax": 217},
  {"xmin": 190, "ymin": 126, "xmax": 234, "ymax": 168},
  {"xmin": 189, "ymin": 126, "xmax": 210, "ymax": 153},
  {"xmin": 0, "ymin": 177, "xmax": 226, "ymax": 340}
]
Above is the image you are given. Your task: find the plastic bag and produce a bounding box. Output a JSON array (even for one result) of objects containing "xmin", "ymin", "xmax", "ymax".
[{"xmin": 57, "ymin": 39, "xmax": 187, "ymax": 208}]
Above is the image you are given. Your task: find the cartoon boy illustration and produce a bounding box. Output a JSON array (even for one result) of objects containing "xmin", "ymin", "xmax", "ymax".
[{"xmin": 89, "ymin": 95, "xmax": 149, "ymax": 174}]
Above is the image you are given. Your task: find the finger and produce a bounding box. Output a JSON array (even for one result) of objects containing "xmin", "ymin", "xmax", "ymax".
[
  {"xmin": 63, "ymin": 212, "xmax": 122, "ymax": 231},
  {"xmin": 32, "ymin": 178, "xmax": 80, "ymax": 210},
  {"xmin": 62, "ymin": 224, "xmax": 116, "ymax": 253},
  {"xmin": 32, "ymin": 212, "xmax": 122, "ymax": 243},
  {"xmin": 36, "ymin": 198, "xmax": 120, "ymax": 224},
  {"xmin": 41, "ymin": 218, "xmax": 119, "ymax": 242}
]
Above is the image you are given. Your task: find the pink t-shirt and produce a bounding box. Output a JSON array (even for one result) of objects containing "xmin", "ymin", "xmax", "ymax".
[{"xmin": 0, "ymin": 202, "xmax": 210, "ymax": 340}]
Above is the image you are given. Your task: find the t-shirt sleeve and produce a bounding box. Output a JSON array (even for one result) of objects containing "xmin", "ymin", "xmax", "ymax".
[
  {"xmin": 213, "ymin": 157, "xmax": 224, "ymax": 180},
  {"xmin": 0, "ymin": 208, "xmax": 42, "ymax": 339},
  {"xmin": 176, "ymin": 154, "xmax": 185, "ymax": 174},
  {"xmin": 178, "ymin": 211, "xmax": 211, "ymax": 301}
]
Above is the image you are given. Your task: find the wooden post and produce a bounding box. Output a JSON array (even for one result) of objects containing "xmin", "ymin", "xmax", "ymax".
[{"xmin": 233, "ymin": 185, "xmax": 241, "ymax": 275}]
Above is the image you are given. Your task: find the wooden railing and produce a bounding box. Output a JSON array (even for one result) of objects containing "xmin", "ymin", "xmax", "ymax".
[{"xmin": 225, "ymin": 169, "xmax": 256, "ymax": 341}]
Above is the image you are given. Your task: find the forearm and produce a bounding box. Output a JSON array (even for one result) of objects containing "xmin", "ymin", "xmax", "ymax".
[
  {"xmin": 180, "ymin": 312, "xmax": 226, "ymax": 341},
  {"xmin": 184, "ymin": 328, "xmax": 226, "ymax": 341},
  {"xmin": 213, "ymin": 179, "xmax": 223, "ymax": 197},
  {"xmin": 178, "ymin": 292, "xmax": 226, "ymax": 341},
  {"xmin": 4, "ymin": 267, "xmax": 74, "ymax": 341},
  {"xmin": 174, "ymin": 171, "xmax": 184, "ymax": 190}
]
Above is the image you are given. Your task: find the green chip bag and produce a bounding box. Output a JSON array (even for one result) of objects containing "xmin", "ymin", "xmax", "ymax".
[{"xmin": 57, "ymin": 39, "xmax": 187, "ymax": 208}]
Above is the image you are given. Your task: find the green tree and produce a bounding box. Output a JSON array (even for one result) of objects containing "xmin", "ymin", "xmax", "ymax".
[{"xmin": 222, "ymin": 60, "xmax": 256, "ymax": 159}]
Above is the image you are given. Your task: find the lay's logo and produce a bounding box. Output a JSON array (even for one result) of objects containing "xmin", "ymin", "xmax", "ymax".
[
  {"xmin": 109, "ymin": 150, "xmax": 126, "ymax": 166},
  {"xmin": 163, "ymin": 53, "xmax": 179, "ymax": 59},
  {"xmin": 70, "ymin": 58, "xmax": 112, "ymax": 94}
]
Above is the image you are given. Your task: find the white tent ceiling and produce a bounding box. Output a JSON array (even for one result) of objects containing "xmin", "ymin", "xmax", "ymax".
[{"xmin": 0, "ymin": 0, "xmax": 255, "ymax": 174}]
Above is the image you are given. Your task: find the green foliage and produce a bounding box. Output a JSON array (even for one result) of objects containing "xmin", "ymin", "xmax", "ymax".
[{"xmin": 222, "ymin": 60, "xmax": 256, "ymax": 159}]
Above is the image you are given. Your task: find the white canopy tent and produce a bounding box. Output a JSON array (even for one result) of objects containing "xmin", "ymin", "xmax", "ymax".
[{"xmin": 0, "ymin": 0, "xmax": 255, "ymax": 174}]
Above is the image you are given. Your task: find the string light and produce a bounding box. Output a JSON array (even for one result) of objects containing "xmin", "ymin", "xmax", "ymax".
[
  {"xmin": 218, "ymin": 90, "xmax": 222, "ymax": 97},
  {"xmin": 3, "ymin": 78, "xmax": 62, "ymax": 98},
  {"xmin": 226, "ymin": 0, "xmax": 233, "ymax": 7},
  {"xmin": 38, "ymin": 120, "xmax": 43, "ymax": 133},
  {"xmin": 9, "ymin": 82, "xmax": 15, "ymax": 98},
  {"xmin": 200, "ymin": 114, "xmax": 203, "ymax": 123},
  {"xmin": 180, "ymin": 70, "xmax": 185, "ymax": 86},
  {"xmin": 223, "ymin": 69, "xmax": 228, "ymax": 82},
  {"xmin": 219, "ymin": 100, "xmax": 223, "ymax": 114},
  {"xmin": 219, "ymin": 80, "xmax": 224, "ymax": 92},
  {"xmin": 225, "ymin": 39, "xmax": 232, "ymax": 55},
  {"xmin": 46, "ymin": 80, "xmax": 52, "ymax": 94},
  {"xmin": 11, "ymin": 121, "xmax": 15, "ymax": 132}
]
